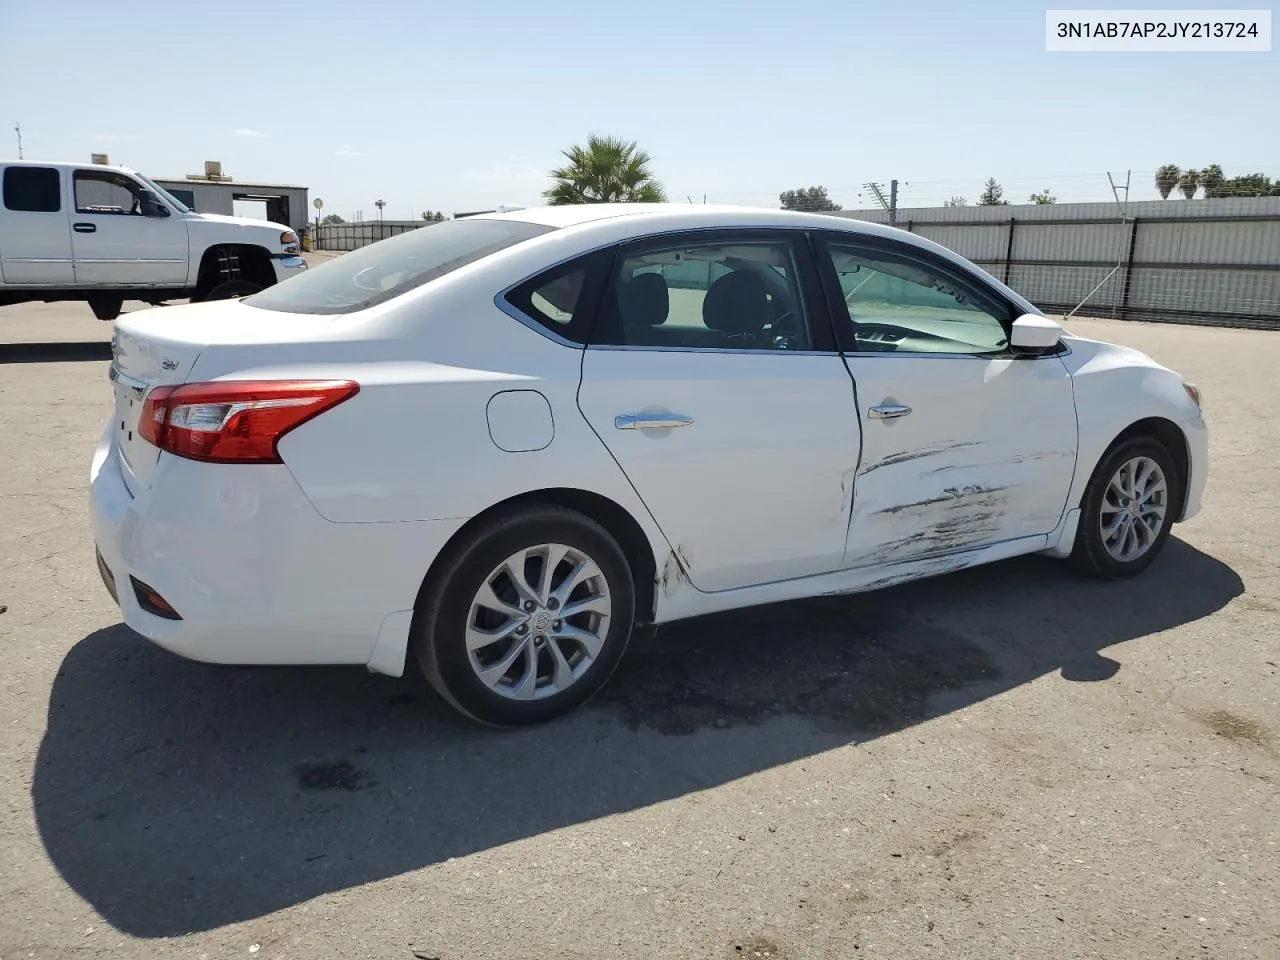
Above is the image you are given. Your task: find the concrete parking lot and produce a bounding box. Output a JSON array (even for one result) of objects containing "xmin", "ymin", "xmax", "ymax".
[{"xmin": 1, "ymin": 300, "xmax": 1277, "ymax": 959}]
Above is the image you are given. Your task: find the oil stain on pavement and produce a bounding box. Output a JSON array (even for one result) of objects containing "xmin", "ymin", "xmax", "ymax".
[{"xmin": 595, "ymin": 594, "xmax": 1001, "ymax": 736}]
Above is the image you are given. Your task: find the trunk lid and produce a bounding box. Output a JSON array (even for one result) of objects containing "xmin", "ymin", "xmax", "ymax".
[
  {"xmin": 109, "ymin": 298, "xmax": 342, "ymax": 493},
  {"xmin": 110, "ymin": 318, "xmax": 206, "ymax": 494}
]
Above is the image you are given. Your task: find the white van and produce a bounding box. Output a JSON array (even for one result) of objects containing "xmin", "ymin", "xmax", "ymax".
[{"xmin": 0, "ymin": 159, "xmax": 306, "ymax": 320}]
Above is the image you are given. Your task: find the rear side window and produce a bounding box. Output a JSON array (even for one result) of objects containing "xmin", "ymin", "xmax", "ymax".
[
  {"xmin": 3, "ymin": 166, "xmax": 61, "ymax": 213},
  {"xmin": 501, "ymin": 249, "xmax": 612, "ymax": 344},
  {"xmin": 244, "ymin": 218, "xmax": 555, "ymax": 315}
]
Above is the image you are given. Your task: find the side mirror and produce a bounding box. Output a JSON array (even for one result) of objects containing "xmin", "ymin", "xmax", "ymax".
[
  {"xmin": 1010, "ymin": 313, "xmax": 1063, "ymax": 355},
  {"xmin": 139, "ymin": 190, "xmax": 169, "ymax": 218}
]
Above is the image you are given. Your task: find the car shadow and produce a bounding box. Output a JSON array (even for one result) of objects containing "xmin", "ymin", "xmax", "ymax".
[
  {"xmin": 0, "ymin": 341, "xmax": 111, "ymax": 363},
  {"xmin": 32, "ymin": 538, "xmax": 1241, "ymax": 937}
]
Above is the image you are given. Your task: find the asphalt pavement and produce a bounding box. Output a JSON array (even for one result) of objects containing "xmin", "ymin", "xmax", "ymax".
[{"xmin": 1, "ymin": 305, "xmax": 1276, "ymax": 959}]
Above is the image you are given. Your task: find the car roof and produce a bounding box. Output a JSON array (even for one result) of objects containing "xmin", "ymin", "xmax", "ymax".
[
  {"xmin": 469, "ymin": 202, "xmax": 1042, "ymax": 320},
  {"xmin": 475, "ymin": 202, "xmax": 868, "ymax": 231}
]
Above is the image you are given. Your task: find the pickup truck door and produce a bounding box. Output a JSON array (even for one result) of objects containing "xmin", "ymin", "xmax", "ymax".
[
  {"xmin": 0, "ymin": 164, "xmax": 75, "ymax": 284},
  {"xmin": 69, "ymin": 168, "xmax": 188, "ymax": 286}
]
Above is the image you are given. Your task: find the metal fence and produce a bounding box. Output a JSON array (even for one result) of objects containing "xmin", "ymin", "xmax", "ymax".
[
  {"xmin": 313, "ymin": 221, "xmax": 427, "ymax": 251},
  {"xmin": 831, "ymin": 197, "xmax": 1280, "ymax": 330}
]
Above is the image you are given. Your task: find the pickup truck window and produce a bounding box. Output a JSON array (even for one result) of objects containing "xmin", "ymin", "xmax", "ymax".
[
  {"xmin": 244, "ymin": 218, "xmax": 556, "ymax": 315},
  {"xmin": 135, "ymin": 173, "xmax": 192, "ymax": 213},
  {"xmin": 74, "ymin": 170, "xmax": 149, "ymax": 216},
  {"xmin": 3, "ymin": 166, "xmax": 61, "ymax": 213}
]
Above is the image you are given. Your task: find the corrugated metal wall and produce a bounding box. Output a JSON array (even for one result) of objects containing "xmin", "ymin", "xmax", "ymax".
[
  {"xmin": 831, "ymin": 197, "xmax": 1280, "ymax": 328},
  {"xmin": 152, "ymin": 181, "xmax": 310, "ymax": 234}
]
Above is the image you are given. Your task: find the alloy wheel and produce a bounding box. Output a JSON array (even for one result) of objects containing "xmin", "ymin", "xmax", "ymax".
[
  {"xmin": 1099, "ymin": 455, "xmax": 1169, "ymax": 563},
  {"xmin": 465, "ymin": 544, "xmax": 612, "ymax": 700}
]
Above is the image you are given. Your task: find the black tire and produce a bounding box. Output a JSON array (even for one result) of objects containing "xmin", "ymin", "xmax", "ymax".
[
  {"xmin": 412, "ymin": 504, "xmax": 636, "ymax": 727},
  {"xmin": 88, "ymin": 296, "xmax": 123, "ymax": 321},
  {"xmin": 1070, "ymin": 435, "xmax": 1180, "ymax": 580},
  {"xmin": 203, "ymin": 279, "xmax": 262, "ymax": 301}
]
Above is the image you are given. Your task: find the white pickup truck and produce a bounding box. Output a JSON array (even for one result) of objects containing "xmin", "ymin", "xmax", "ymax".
[{"xmin": 0, "ymin": 159, "xmax": 306, "ymax": 320}]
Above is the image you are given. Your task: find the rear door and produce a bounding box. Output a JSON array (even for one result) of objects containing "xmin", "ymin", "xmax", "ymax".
[
  {"xmin": 812, "ymin": 233, "xmax": 1078, "ymax": 568},
  {"xmin": 70, "ymin": 168, "xmax": 188, "ymax": 286},
  {"xmin": 575, "ymin": 228, "xmax": 862, "ymax": 593},
  {"xmin": 0, "ymin": 164, "xmax": 74, "ymax": 284}
]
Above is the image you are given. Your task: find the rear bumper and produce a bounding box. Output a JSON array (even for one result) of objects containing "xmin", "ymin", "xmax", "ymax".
[{"xmin": 89, "ymin": 424, "xmax": 465, "ymax": 674}]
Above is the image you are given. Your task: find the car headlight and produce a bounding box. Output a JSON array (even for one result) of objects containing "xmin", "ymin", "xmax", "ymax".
[
  {"xmin": 280, "ymin": 230, "xmax": 299, "ymax": 254},
  {"xmin": 1183, "ymin": 381, "xmax": 1202, "ymax": 409}
]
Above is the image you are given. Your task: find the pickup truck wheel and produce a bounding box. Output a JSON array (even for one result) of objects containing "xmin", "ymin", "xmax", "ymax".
[
  {"xmin": 88, "ymin": 296, "xmax": 123, "ymax": 321},
  {"xmin": 204, "ymin": 279, "xmax": 262, "ymax": 301}
]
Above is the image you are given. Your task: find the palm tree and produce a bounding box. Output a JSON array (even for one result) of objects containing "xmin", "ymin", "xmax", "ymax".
[
  {"xmin": 1178, "ymin": 169, "xmax": 1200, "ymax": 200},
  {"xmin": 1198, "ymin": 163, "xmax": 1225, "ymax": 198},
  {"xmin": 1155, "ymin": 164, "xmax": 1180, "ymax": 199},
  {"xmin": 543, "ymin": 134, "xmax": 667, "ymax": 205}
]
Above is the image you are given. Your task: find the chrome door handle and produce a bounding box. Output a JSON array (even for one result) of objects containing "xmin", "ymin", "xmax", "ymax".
[
  {"xmin": 614, "ymin": 413, "xmax": 694, "ymax": 431},
  {"xmin": 868, "ymin": 403, "xmax": 912, "ymax": 420}
]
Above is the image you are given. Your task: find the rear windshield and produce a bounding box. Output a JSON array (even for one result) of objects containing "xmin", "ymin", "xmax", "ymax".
[{"xmin": 244, "ymin": 218, "xmax": 555, "ymax": 315}]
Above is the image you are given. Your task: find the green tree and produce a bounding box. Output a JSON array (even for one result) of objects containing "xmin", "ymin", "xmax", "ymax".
[
  {"xmin": 1215, "ymin": 172, "xmax": 1278, "ymax": 197},
  {"xmin": 1178, "ymin": 168, "xmax": 1200, "ymax": 199},
  {"xmin": 1198, "ymin": 164, "xmax": 1225, "ymax": 198},
  {"xmin": 1155, "ymin": 164, "xmax": 1181, "ymax": 199},
  {"xmin": 421, "ymin": 210, "xmax": 446, "ymax": 222},
  {"xmin": 320, "ymin": 213, "xmax": 346, "ymax": 225},
  {"xmin": 1029, "ymin": 188, "xmax": 1056, "ymax": 204},
  {"xmin": 978, "ymin": 177, "xmax": 1007, "ymax": 205},
  {"xmin": 543, "ymin": 134, "xmax": 666, "ymax": 205},
  {"xmin": 778, "ymin": 186, "xmax": 842, "ymax": 212},
  {"xmin": 943, "ymin": 195, "xmax": 967, "ymax": 207}
]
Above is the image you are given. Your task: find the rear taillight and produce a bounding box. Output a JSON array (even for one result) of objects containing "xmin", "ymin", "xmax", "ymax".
[{"xmin": 138, "ymin": 380, "xmax": 359, "ymax": 464}]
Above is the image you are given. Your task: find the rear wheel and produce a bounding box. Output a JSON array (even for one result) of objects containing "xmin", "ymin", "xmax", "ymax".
[
  {"xmin": 203, "ymin": 279, "xmax": 262, "ymax": 301},
  {"xmin": 1071, "ymin": 436, "xmax": 1179, "ymax": 579},
  {"xmin": 88, "ymin": 296, "xmax": 123, "ymax": 321},
  {"xmin": 412, "ymin": 505, "xmax": 636, "ymax": 726}
]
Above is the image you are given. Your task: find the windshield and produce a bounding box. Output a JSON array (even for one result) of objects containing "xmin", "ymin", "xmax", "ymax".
[
  {"xmin": 134, "ymin": 173, "xmax": 191, "ymax": 213},
  {"xmin": 244, "ymin": 217, "xmax": 555, "ymax": 315}
]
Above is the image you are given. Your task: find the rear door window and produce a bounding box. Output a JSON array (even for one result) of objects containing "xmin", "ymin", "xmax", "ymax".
[
  {"xmin": 244, "ymin": 218, "xmax": 556, "ymax": 315},
  {"xmin": 3, "ymin": 166, "xmax": 61, "ymax": 213}
]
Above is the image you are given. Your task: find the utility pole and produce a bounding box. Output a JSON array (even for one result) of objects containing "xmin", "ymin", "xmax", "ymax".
[
  {"xmin": 888, "ymin": 179, "xmax": 898, "ymax": 225},
  {"xmin": 13, "ymin": 123, "xmax": 23, "ymax": 159}
]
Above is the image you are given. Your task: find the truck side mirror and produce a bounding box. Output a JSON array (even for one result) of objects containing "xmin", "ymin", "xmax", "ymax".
[{"xmin": 139, "ymin": 190, "xmax": 170, "ymax": 218}]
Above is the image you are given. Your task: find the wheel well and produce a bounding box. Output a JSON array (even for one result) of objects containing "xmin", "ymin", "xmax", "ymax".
[
  {"xmin": 416, "ymin": 488, "xmax": 659, "ymax": 625},
  {"xmin": 1101, "ymin": 417, "xmax": 1192, "ymax": 521},
  {"xmin": 195, "ymin": 245, "xmax": 275, "ymax": 298}
]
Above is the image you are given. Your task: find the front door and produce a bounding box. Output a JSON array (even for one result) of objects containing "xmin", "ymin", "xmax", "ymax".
[
  {"xmin": 576, "ymin": 229, "xmax": 861, "ymax": 593},
  {"xmin": 813, "ymin": 234, "xmax": 1079, "ymax": 568},
  {"xmin": 0, "ymin": 165, "xmax": 74, "ymax": 284},
  {"xmin": 69, "ymin": 168, "xmax": 188, "ymax": 286}
]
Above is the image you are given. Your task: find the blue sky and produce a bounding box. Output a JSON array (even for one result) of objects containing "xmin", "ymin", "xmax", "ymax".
[{"xmin": 1, "ymin": 0, "xmax": 1275, "ymax": 218}]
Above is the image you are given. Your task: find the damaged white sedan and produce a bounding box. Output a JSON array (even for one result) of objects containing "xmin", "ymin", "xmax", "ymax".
[{"xmin": 91, "ymin": 204, "xmax": 1208, "ymax": 726}]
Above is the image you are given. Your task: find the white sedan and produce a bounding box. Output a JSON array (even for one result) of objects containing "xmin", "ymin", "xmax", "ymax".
[{"xmin": 90, "ymin": 204, "xmax": 1208, "ymax": 726}]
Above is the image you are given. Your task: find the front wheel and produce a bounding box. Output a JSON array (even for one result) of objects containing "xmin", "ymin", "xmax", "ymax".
[
  {"xmin": 1071, "ymin": 436, "xmax": 1180, "ymax": 579},
  {"xmin": 412, "ymin": 505, "xmax": 636, "ymax": 726}
]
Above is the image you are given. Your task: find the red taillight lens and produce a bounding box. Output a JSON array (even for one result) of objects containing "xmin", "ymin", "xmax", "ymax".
[{"xmin": 138, "ymin": 380, "xmax": 359, "ymax": 464}]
